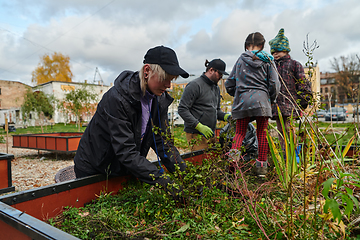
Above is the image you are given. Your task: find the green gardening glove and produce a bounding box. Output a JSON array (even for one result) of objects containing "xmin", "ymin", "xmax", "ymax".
[
  {"xmin": 195, "ymin": 123, "xmax": 214, "ymax": 139},
  {"xmin": 224, "ymin": 113, "xmax": 231, "ymax": 122}
]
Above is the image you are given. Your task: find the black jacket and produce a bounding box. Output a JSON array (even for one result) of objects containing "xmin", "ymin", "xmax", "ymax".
[{"xmin": 74, "ymin": 71, "xmax": 186, "ymax": 185}]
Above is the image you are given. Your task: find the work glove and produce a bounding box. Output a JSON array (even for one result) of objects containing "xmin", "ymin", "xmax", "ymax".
[
  {"xmin": 195, "ymin": 123, "xmax": 214, "ymax": 139},
  {"xmin": 224, "ymin": 113, "xmax": 232, "ymax": 122}
]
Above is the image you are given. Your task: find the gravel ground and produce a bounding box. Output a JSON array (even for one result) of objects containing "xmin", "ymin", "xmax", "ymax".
[
  {"xmin": 0, "ymin": 136, "xmax": 182, "ymax": 195},
  {"xmin": 0, "ymin": 137, "xmax": 75, "ymax": 194}
]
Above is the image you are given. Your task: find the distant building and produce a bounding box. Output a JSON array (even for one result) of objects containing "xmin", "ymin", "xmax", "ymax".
[
  {"xmin": 170, "ymin": 74, "xmax": 228, "ymax": 94},
  {"xmin": 34, "ymin": 81, "xmax": 112, "ymax": 124},
  {"xmin": 0, "ymin": 80, "xmax": 112, "ymax": 126},
  {"xmin": 0, "ymin": 80, "xmax": 31, "ymax": 125},
  {"xmin": 303, "ymin": 64, "xmax": 321, "ymax": 112},
  {"xmin": 304, "ymin": 64, "xmax": 320, "ymax": 96},
  {"xmin": 320, "ymin": 72, "xmax": 337, "ymax": 104},
  {"xmin": 319, "ymin": 71, "xmax": 360, "ymax": 112}
]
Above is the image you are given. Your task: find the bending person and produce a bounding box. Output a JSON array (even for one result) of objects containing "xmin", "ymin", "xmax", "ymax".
[{"xmin": 74, "ymin": 46, "xmax": 189, "ymax": 200}]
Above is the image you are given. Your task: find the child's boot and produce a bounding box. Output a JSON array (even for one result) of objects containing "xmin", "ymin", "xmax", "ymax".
[{"xmin": 255, "ymin": 160, "xmax": 267, "ymax": 178}]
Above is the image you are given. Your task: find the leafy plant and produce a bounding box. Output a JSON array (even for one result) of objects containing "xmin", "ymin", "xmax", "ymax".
[
  {"xmin": 21, "ymin": 89, "xmax": 55, "ymax": 133},
  {"xmin": 267, "ymin": 108, "xmax": 302, "ymax": 190},
  {"xmin": 58, "ymin": 84, "xmax": 98, "ymax": 131},
  {"xmin": 322, "ymin": 171, "xmax": 360, "ymax": 223}
]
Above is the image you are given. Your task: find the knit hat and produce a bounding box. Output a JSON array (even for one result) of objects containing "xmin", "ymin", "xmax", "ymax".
[{"xmin": 269, "ymin": 28, "xmax": 291, "ymax": 54}]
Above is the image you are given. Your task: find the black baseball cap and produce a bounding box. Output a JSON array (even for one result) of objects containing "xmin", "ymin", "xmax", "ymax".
[
  {"xmin": 208, "ymin": 59, "xmax": 229, "ymax": 75},
  {"xmin": 143, "ymin": 46, "xmax": 189, "ymax": 78}
]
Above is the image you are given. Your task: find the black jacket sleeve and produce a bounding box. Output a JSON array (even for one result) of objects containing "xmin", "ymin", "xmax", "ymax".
[{"xmin": 105, "ymin": 103, "xmax": 163, "ymax": 184}]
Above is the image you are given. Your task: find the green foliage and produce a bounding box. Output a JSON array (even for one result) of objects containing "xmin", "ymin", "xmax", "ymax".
[
  {"xmin": 21, "ymin": 89, "xmax": 55, "ymax": 122},
  {"xmin": 35, "ymin": 33, "xmax": 360, "ymax": 239},
  {"xmin": 322, "ymin": 172, "xmax": 360, "ymax": 223},
  {"xmin": 0, "ymin": 123, "xmax": 85, "ymax": 135},
  {"xmin": 169, "ymin": 84, "xmax": 184, "ymax": 104},
  {"xmin": 46, "ymin": 115, "xmax": 360, "ymax": 239},
  {"xmin": 58, "ymin": 85, "xmax": 98, "ymax": 131},
  {"xmin": 267, "ymin": 108, "xmax": 301, "ymax": 190},
  {"xmin": 262, "ymin": 34, "xmax": 360, "ymax": 239},
  {"xmin": 50, "ymin": 167, "xmax": 258, "ymax": 239}
]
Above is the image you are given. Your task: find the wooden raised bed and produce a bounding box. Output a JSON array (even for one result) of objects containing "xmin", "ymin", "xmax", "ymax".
[
  {"xmin": 12, "ymin": 132, "xmax": 83, "ymax": 153},
  {"xmin": 11, "ymin": 129, "xmax": 223, "ymax": 154},
  {"xmin": 0, "ymin": 153, "xmax": 15, "ymax": 194}
]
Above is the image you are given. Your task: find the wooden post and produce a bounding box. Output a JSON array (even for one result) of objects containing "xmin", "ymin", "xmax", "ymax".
[{"xmin": 4, "ymin": 114, "xmax": 8, "ymax": 154}]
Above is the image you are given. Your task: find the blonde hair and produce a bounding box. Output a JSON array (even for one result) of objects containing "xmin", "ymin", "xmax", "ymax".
[{"xmin": 139, "ymin": 64, "xmax": 178, "ymax": 96}]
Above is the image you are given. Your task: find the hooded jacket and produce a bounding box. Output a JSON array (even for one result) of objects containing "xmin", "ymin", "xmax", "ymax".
[
  {"xmin": 178, "ymin": 74, "xmax": 227, "ymax": 134},
  {"xmin": 271, "ymin": 54, "xmax": 311, "ymax": 119},
  {"xmin": 225, "ymin": 51, "xmax": 280, "ymax": 119},
  {"xmin": 74, "ymin": 71, "xmax": 186, "ymax": 185}
]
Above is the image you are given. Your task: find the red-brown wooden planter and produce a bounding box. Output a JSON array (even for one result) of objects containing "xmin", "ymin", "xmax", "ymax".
[
  {"xmin": 0, "ymin": 153, "xmax": 14, "ymax": 194},
  {"xmin": 12, "ymin": 132, "xmax": 83, "ymax": 153}
]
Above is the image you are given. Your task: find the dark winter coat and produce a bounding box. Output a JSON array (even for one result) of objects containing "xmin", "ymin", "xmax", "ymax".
[
  {"xmin": 74, "ymin": 71, "xmax": 186, "ymax": 185},
  {"xmin": 178, "ymin": 74, "xmax": 227, "ymax": 133},
  {"xmin": 225, "ymin": 51, "xmax": 280, "ymax": 120},
  {"xmin": 271, "ymin": 54, "xmax": 312, "ymax": 119}
]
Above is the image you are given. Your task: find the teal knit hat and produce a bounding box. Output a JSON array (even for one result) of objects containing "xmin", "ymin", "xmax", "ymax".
[{"xmin": 269, "ymin": 28, "xmax": 291, "ymax": 54}]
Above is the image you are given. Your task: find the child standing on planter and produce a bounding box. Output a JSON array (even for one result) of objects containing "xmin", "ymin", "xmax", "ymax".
[
  {"xmin": 269, "ymin": 28, "xmax": 312, "ymax": 151},
  {"xmin": 225, "ymin": 32, "xmax": 280, "ymax": 177}
]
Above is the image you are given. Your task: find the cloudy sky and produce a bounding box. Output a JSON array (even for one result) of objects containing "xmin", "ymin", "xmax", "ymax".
[{"xmin": 0, "ymin": 0, "xmax": 358, "ymax": 86}]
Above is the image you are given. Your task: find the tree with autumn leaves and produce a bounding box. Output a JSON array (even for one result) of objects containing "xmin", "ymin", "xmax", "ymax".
[{"xmin": 32, "ymin": 52, "xmax": 73, "ymax": 85}]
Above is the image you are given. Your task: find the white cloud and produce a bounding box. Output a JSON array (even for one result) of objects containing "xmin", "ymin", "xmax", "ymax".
[{"xmin": 0, "ymin": 0, "xmax": 359, "ymax": 86}]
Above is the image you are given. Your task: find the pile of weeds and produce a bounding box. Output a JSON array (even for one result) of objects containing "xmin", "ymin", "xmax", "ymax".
[
  {"xmin": 48, "ymin": 144, "xmax": 359, "ymax": 239},
  {"xmin": 48, "ymin": 151, "xmax": 285, "ymax": 239}
]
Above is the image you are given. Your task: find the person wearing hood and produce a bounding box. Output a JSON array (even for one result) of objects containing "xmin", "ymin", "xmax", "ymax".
[
  {"xmin": 178, "ymin": 59, "xmax": 231, "ymax": 151},
  {"xmin": 74, "ymin": 46, "xmax": 189, "ymax": 200},
  {"xmin": 269, "ymin": 28, "xmax": 312, "ymax": 151},
  {"xmin": 225, "ymin": 32, "xmax": 280, "ymax": 177}
]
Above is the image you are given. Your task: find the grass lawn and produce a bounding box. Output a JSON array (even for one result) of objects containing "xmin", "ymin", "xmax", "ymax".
[
  {"xmin": 0, "ymin": 123, "xmax": 86, "ymax": 136},
  {"xmin": 1, "ymin": 121, "xmax": 359, "ymax": 148},
  {"xmin": 305, "ymin": 121, "xmax": 360, "ymax": 145}
]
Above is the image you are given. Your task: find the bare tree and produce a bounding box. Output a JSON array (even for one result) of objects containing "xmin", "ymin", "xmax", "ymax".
[{"xmin": 330, "ymin": 54, "xmax": 360, "ymax": 104}]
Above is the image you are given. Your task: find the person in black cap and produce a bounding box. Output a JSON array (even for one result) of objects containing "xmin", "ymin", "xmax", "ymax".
[
  {"xmin": 178, "ymin": 58, "xmax": 231, "ymax": 151},
  {"xmin": 74, "ymin": 46, "xmax": 189, "ymax": 201}
]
